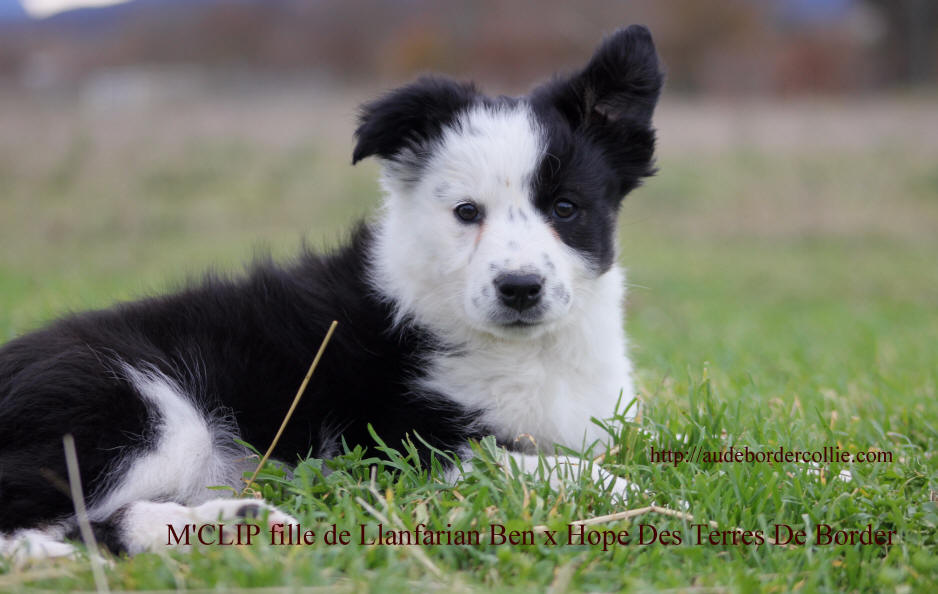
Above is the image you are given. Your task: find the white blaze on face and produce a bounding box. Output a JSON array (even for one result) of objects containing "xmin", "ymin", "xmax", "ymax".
[{"xmin": 372, "ymin": 103, "xmax": 587, "ymax": 341}]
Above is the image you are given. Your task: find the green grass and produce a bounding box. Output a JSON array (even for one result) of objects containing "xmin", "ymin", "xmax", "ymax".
[{"xmin": 1, "ymin": 96, "xmax": 937, "ymax": 592}]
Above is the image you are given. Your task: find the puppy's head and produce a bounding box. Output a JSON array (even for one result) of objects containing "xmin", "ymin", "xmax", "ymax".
[{"xmin": 355, "ymin": 26, "xmax": 663, "ymax": 340}]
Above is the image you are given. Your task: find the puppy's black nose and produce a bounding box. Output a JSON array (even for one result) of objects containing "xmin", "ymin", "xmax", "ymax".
[{"xmin": 494, "ymin": 273, "xmax": 543, "ymax": 312}]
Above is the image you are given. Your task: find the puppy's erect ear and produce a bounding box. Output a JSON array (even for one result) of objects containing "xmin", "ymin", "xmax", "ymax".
[
  {"xmin": 562, "ymin": 25, "xmax": 663, "ymax": 127},
  {"xmin": 352, "ymin": 76, "xmax": 478, "ymax": 165},
  {"xmin": 533, "ymin": 25, "xmax": 664, "ymax": 195}
]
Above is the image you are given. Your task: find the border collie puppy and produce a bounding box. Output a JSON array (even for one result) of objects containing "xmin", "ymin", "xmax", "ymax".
[{"xmin": 0, "ymin": 26, "xmax": 662, "ymax": 560}]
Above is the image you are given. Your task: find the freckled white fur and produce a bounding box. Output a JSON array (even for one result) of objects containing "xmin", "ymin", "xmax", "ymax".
[
  {"xmin": 373, "ymin": 104, "xmax": 554, "ymax": 336},
  {"xmin": 88, "ymin": 366, "xmax": 249, "ymax": 522},
  {"xmin": 371, "ymin": 102, "xmax": 636, "ymax": 454}
]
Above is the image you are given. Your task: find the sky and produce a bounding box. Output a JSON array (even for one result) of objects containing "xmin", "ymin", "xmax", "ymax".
[{"xmin": 22, "ymin": 0, "xmax": 130, "ymax": 18}]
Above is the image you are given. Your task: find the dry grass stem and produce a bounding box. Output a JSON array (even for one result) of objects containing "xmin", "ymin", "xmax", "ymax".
[
  {"xmin": 242, "ymin": 320, "xmax": 338, "ymax": 496},
  {"xmin": 354, "ymin": 495, "xmax": 443, "ymax": 579},
  {"xmin": 534, "ymin": 505, "xmax": 787, "ymax": 547},
  {"xmin": 62, "ymin": 434, "xmax": 110, "ymax": 593}
]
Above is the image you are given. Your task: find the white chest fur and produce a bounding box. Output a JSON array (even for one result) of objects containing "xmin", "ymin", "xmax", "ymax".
[{"xmin": 418, "ymin": 266, "xmax": 635, "ymax": 453}]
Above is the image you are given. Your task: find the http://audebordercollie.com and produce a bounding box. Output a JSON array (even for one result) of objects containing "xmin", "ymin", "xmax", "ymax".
[{"xmin": 0, "ymin": 25, "xmax": 663, "ymax": 560}]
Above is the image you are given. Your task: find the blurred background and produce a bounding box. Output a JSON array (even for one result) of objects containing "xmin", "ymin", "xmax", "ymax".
[
  {"xmin": 0, "ymin": 0, "xmax": 936, "ymax": 398},
  {"xmin": 2, "ymin": 0, "xmax": 937, "ymax": 92}
]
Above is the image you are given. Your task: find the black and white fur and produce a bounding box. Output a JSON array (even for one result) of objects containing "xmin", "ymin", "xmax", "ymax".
[{"xmin": 0, "ymin": 26, "xmax": 663, "ymax": 560}]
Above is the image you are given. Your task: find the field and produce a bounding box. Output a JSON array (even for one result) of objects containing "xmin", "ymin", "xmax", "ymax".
[{"xmin": 1, "ymin": 87, "xmax": 937, "ymax": 592}]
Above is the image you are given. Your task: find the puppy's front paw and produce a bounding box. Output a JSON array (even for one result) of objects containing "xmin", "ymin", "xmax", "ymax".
[
  {"xmin": 120, "ymin": 498, "xmax": 297, "ymax": 554},
  {"xmin": 0, "ymin": 528, "xmax": 78, "ymax": 565},
  {"xmin": 589, "ymin": 464, "xmax": 639, "ymax": 502},
  {"xmin": 191, "ymin": 499, "xmax": 297, "ymax": 529}
]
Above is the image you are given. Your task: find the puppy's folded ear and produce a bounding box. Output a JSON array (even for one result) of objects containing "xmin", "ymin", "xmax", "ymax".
[
  {"xmin": 533, "ymin": 25, "xmax": 665, "ymax": 195},
  {"xmin": 352, "ymin": 76, "xmax": 478, "ymax": 165}
]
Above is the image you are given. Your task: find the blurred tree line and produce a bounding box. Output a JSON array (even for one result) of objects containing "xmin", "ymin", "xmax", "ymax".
[{"xmin": 0, "ymin": 0, "xmax": 934, "ymax": 94}]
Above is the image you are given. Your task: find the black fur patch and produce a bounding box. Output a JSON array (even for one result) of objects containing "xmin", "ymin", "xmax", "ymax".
[
  {"xmin": 528, "ymin": 25, "xmax": 663, "ymax": 272},
  {"xmin": 65, "ymin": 506, "xmax": 130, "ymax": 556},
  {"xmin": 0, "ymin": 343, "xmax": 155, "ymax": 531},
  {"xmin": 352, "ymin": 76, "xmax": 479, "ymax": 176},
  {"xmin": 235, "ymin": 503, "xmax": 261, "ymax": 519}
]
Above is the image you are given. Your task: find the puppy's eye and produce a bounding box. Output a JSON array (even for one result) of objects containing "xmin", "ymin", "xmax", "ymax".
[
  {"xmin": 454, "ymin": 202, "xmax": 482, "ymax": 223},
  {"xmin": 552, "ymin": 199, "xmax": 578, "ymax": 221}
]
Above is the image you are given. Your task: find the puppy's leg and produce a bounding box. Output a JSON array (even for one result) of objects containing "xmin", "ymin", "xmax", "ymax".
[
  {"xmin": 446, "ymin": 447, "xmax": 636, "ymax": 501},
  {"xmin": 67, "ymin": 499, "xmax": 297, "ymax": 556},
  {"xmin": 0, "ymin": 525, "xmax": 77, "ymax": 564},
  {"xmin": 501, "ymin": 451, "xmax": 637, "ymax": 501}
]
